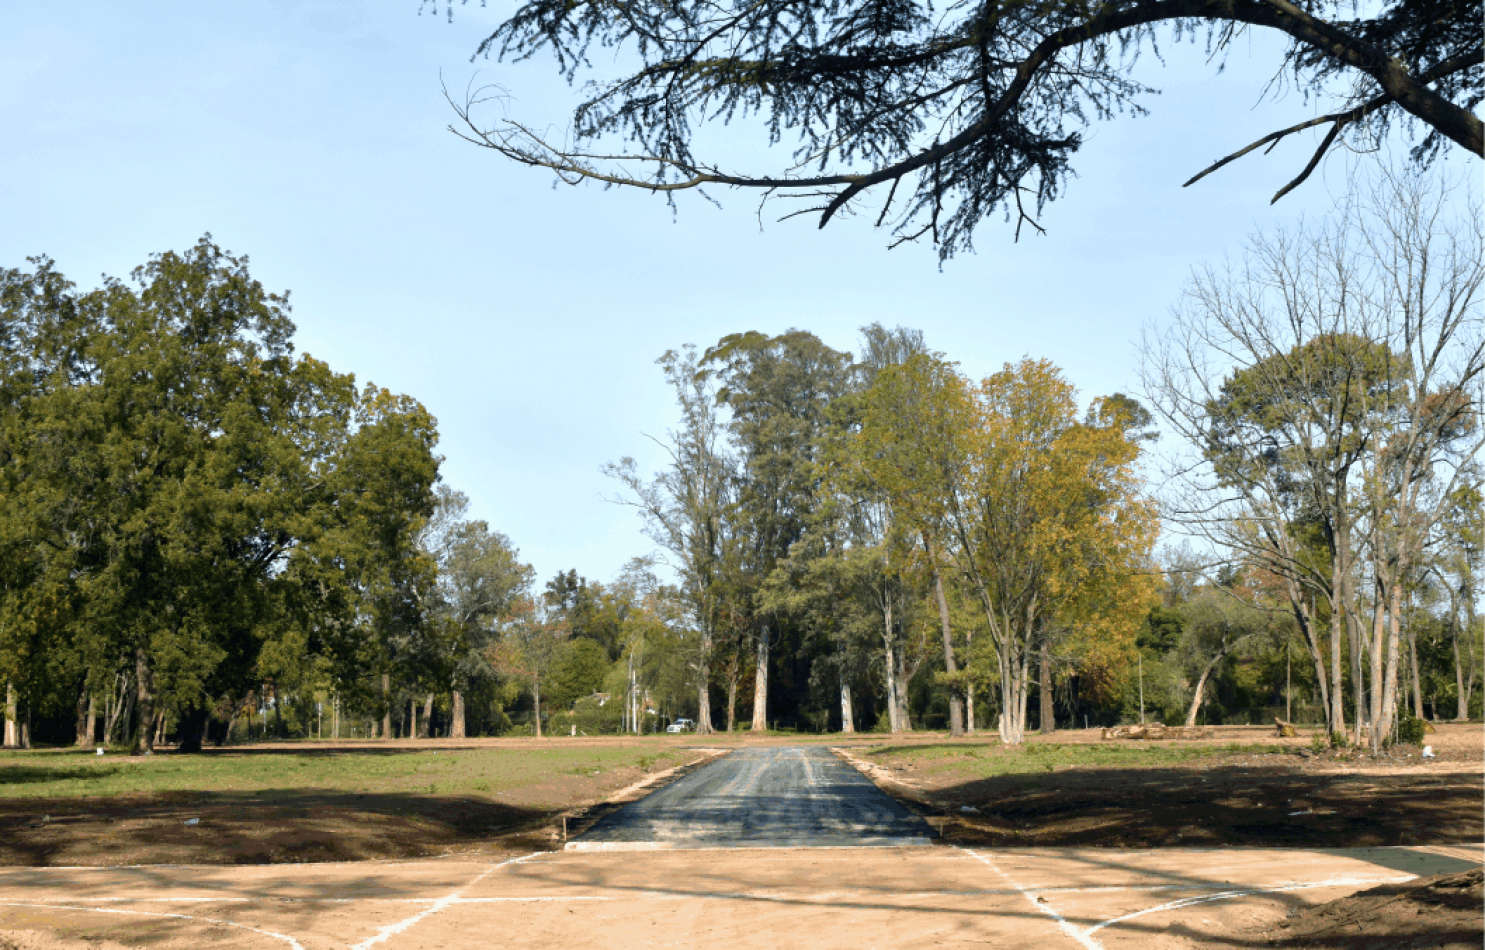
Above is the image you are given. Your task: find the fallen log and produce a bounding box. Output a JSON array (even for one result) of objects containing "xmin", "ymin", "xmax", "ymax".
[{"xmin": 1101, "ymin": 723, "xmax": 1213, "ymax": 740}]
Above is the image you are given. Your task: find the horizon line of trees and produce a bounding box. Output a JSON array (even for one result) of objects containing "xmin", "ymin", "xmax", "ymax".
[{"xmin": 2, "ymin": 170, "xmax": 1480, "ymax": 753}]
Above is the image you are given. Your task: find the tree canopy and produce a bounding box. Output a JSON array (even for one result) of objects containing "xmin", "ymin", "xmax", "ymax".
[{"xmin": 447, "ymin": 0, "xmax": 1481, "ymax": 257}]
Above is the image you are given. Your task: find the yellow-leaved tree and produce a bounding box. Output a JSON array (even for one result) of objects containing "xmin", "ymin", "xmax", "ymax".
[{"xmin": 947, "ymin": 360, "xmax": 1159, "ymax": 744}]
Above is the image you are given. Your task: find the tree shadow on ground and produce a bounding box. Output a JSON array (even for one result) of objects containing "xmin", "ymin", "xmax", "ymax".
[
  {"xmin": 894, "ymin": 763, "xmax": 1483, "ymax": 850},
  {"xmin": 0, "ymin": 790, "xmax": 560, "ymax": 867}
]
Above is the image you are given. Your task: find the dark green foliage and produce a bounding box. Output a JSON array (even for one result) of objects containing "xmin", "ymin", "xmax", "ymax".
[
  {"xmin": 546, "ymin": 639, "xmax": 612, "ymax": 711},
  {"xmin": 0, "ymin": 239, "xmax": 441, "ymax": 750},
  {"xmin": 1394, "ymin": 716, "xmax": 1428, "ymax": 746},
  {"xmin": 452, "ymin": 0, "xmax": 1481, "ymax": 258}
]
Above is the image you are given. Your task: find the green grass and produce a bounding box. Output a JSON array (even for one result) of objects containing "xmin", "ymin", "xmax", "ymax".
[
  {"xmin": 0, "ymin": 743, "xmax": 684, "ymax": 801},
  {"xmin": 863, "ymin": 741, "xmax": 1279, "ymax": 779}
]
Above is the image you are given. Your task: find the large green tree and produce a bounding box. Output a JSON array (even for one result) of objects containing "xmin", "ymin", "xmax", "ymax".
[
  {"xmin": 702, "ymin": 330, "xmax": 855, "ymax": 730},
  {"xmin": 422, "ymin": 485, "xmax": 533, "ymax": 737},
  {"xmin": 0, "ymin": 239, "xmax": 442, "ymax": 752}
]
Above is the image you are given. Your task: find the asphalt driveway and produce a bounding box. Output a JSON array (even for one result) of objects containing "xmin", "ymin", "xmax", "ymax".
[{"xmin": 569, "ymin": 746, "xmax": 933, "ymax": 849}]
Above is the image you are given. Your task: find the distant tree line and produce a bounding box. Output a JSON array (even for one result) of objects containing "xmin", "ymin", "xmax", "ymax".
[{"xmin": 2, "ymin": 170, "xmax": 1479, "ymax": 751}]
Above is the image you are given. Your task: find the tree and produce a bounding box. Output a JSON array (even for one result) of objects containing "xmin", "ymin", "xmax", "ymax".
[
  {"xmin": 852, "ymin": 352, "xmax": 976, "ymax": 735},
  {"xmin": 605, "ymin": 347, "xmax": 738, "ymax": 734},
  {"xmin": 1142, "ymin": 169, "xmax": 1483, "ymax": 746},
  {"xmin": 0, "ymin": 240, "xmax": 444, "ymax": 751},
  {"xmin": 422, "ymin": 486, "xmax": 533, "ymax": 737},
  {"xmin": 493, "ymin": 595, "xmax": 569, "ymax": 737},
  {"xmin": 952, "ymin": 360, "xmax": 1159, "ymax": 743},
  {"xmin": 701, "ymin": 330, "xmax": 854, "ymax": 731},
  {"xmin": 449, "ymin": 0, "xmax": 1480, "ymax": 258},
  {"xmin": 1176, "ymin": 586, "xmax": 1271, "ymax": 726},
  {"xmin": 545, "ymin": 638, "xmax": 612, "ymax": 711}
]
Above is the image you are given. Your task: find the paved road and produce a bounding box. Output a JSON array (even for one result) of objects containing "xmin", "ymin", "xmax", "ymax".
[{"xmin": 569, "ymin": 747, "xmax": 933, "ymax": 849}]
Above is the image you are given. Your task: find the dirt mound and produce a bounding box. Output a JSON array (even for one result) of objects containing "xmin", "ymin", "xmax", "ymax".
[{"xmin": 1255, "ymin": 867, "xmax": 1483, "ymax": 949}]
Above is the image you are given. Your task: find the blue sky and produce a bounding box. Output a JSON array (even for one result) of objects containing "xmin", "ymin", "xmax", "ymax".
[{"xmin": 1, "ymin": 1, "xmax": 1444, "ymax": 587}]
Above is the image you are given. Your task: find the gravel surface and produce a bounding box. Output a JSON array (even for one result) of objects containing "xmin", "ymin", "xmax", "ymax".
[{"xmin": 570, "ymin": 747, "xmax": 932, "ymax": 849}]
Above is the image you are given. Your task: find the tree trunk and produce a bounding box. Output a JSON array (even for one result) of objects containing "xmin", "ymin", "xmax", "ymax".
[
  {"xmin": 3, "ymin": 683, "xmax": 18, "ymax": 749},
  {"xmin": 839, "ymin": 674, "xmax": 855, "ymax": 734},
  {"xmin": 133, "ymin": 647, "xmax": 155, "ymax": 756},
  {"xmin": 450, "ymin": 688, "xmax": 467, "ymax": 738},
  {"xmin": 380, "ymin": 673, "xmax": 392, "ymax": 740},
  {"xmin": 1355, "ymin": 593, "xmax": 1375, "ymax": 745},
  {"xmin": 725, "ymin": 667, "xmax": 738, "ymax": 733},
  {"xmin": 1454, "ymin": 617, "xmax": 1470, "ymax": 720},
  {"xmin": 750, "ymin": 624, "xmax": 770, "ymax": 731},
  {"xmin": 894, "ymin": 640, "xmax": 914, "ymax": 731},
  {"xmin": 104, "ymin": 674, "xmax": 130, "ymax": 746},
  {"xmin": 697, "ymin": 674, "xmax": 714, "ymax": 735},
  {"xmin": 1014, "ymin": 649, "xmax": 1031, "ymax": 743},
  {"xmin": 1373, "ymin": 575, "xmax": 1404, "ymax": 750},
  {"xmin": 1185, "ymin": 646, "xmax": 1228, "ymax": 727},
  {"xmin": 1465, "ymin": 570, "xmax": 1480, "ymax": 717},
  {"xmin": 271, "ymin": 680, "xmax": 284, "ymax": 739},
  {"xmin": 882, "ymin": 600, "xmax": 903, "ymax": 733},
  {"xmin": 932, "ymin": 564, "xmax": 964, "ymax": 737},
  {"xmin": 1328, "ymin": 501, "xmax": 1351, "ymax": 738},
  {"xmin": 408, "ymin": 697, "xmax": 418, "ymax": 739},
  {"xmin": 1407, "ymin": 619, "xmax": 1424, "ymax": 720},
  {"xmin": 693, "ymin": 621, "xmax": 715, "ymax": 735},
  {"xmin": 74, "ymin": 681, "xmax": 92, "ymax": 747},
  {"xmin": 83, "ymin": 693, "xmax": 98, "ymax": 747},
  {"xmin": 421, "ymin": 693, "xmax": 434, "ymax": 738},
  {"xmin": 1038, "ymin": 638, "xmax": 1055, "ymax": 734},
  {"xmin": 532, "ymin": 678, "xmax": 542, "ymax": 738},
  {"xmin": 1289, "ymin": 590, "xmax": 1332, "ymax": 734},
  {"xmin": 178, "ymin": 706, "xmax": 209, "ymax": 753}
]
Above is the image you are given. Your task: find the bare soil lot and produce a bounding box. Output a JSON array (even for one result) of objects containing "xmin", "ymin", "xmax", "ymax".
[
  {"xmin": 843, "ymin": 723, "xmax": 1483, "ymax": 849},
  {"xmin": 0, "ymin": 727, "xmax": 1479, "ymax": 950},
  {"xmin": 1251, "ymin": 866, "xmax": 1484, "ymax": 950},
  {"xmin": 1, "ymin": 726, "xmax": 1479, "ymax": 865},
  {"xmin": 0, "ymin": 738, "xmax": 716, "ymax": 866}
]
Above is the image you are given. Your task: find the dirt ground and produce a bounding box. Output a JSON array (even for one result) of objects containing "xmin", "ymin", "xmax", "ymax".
[
  {"xmin": 843, "ymin": 723, "xmax": 1484, "ymax": 849},
  {"xmin": 0, "ymin": 844, "xmax": 1477, "ymax": 949},
  {"xmin": 2, "ymin": 726, "xmax": 1479, "ymax": 864},
  {"xmin": 1249, "ymin": 866, "xmax": 1484, "ymax": 949},
  {"xmin": 0, "ymin": 744, "xmax": 724, "ymax": 867},
  {"xmin": 0, "ymin": 726, "xmax": 1478, "ymax": 948}
]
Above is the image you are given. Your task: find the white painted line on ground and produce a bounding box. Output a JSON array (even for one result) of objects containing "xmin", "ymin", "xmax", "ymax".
[
  {"xmin": 348, "ymin": 852, "xmax": 538, "ymax": 950},
  {"xmin": 0, "ymin": 901, "xmax": 304, "ymax": 949},
  {"xmin": 957, "ymin": 847, "xmax": 1104, "ymax": 950},
  {"xmin": 1083, "ymin": 874, "xmax": 1416, "ymax": 936}
]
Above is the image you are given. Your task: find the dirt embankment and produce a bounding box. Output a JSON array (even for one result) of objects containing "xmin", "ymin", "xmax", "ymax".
[
  {"xmin": 839, "ymin": 723, "xmax": 1483, "ymax": 849},
  {"xmin": 1251, "ymin": 867, "xmax": 1484, "ymax": 950},
  {"xmin": 0, "ymin": 748, "xmax": 724, "ymax": 867}
]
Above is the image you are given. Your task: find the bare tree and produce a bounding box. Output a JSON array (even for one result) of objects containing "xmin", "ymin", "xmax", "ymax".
[
  {"xmin": 1142, "ymin": 166, "xmax": 1484, "ymax": 745},
  {"xmin": 605, "ymin": 347, "xmax": 738, "ymax": 734}
]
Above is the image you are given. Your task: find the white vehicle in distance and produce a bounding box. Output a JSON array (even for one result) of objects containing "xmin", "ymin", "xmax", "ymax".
[{"xmin": 665, "ymin": 718, "xmax": 695, "ymax": 733}]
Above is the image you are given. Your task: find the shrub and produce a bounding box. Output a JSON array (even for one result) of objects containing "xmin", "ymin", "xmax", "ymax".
[{"xmin": 1394, "ymin": 716, "xmax": 1427, "ymax": 746}]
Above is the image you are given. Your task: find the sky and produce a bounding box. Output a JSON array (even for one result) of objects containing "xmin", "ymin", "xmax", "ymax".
[{"xmin": 1, "ymin": 2, "xmax": 1456, "ymax": 587}]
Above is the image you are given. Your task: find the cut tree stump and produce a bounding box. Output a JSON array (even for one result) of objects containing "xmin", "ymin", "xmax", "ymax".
[{"xmin": 1274, "ymin": 717, "xmax": 1298, "ymax": 738}]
